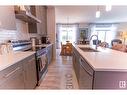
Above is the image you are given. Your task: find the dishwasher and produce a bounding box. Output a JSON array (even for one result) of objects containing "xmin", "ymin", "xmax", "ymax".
[{"xmin": 79, "ymin": 57, "xmax": 94, "ymax": 89}]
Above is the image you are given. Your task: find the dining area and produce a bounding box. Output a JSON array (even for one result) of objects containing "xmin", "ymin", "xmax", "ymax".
[{"xmin": 60, "ymin": 41, "xmax": 72, "ymax": 56}]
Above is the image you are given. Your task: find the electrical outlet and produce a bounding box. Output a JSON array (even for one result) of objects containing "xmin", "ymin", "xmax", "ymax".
[{"xmin": 119, "ymin": 81, "xmax": 126, "ymax": 88}]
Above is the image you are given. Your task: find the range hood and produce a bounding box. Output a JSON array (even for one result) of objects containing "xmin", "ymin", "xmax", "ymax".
[{"xmin": 15, "ymin": 11, "xmax": 41, "ymax": 23}]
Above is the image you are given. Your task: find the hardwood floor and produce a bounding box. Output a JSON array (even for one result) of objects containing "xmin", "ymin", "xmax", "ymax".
[{"xmin": 36, "ymin": 49, "xmax": 79, "ymax": 89}]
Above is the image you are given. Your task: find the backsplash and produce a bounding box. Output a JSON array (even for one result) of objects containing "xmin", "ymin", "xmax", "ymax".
[
  {"xmin": 0, "ymin": 19, "xmax": 30, "ymax": 43},
  {"xmin": 0, "ymin": 30, "xmax": 17, "ymax": 43}
]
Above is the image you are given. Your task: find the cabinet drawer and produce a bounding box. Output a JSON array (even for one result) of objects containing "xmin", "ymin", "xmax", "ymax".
[
  {"xmin": 0, "ymin": 66, "xmax": 24, "ymax": 89},
  {"xmin": 80, "ymin": 57, "xmax": 94, "ymax": 76},
  {"xmin": 0, "ymin": 61, "xmax": 23, "ymax": 84},
  {"xmin": 79, "ymin": 63, "xmax": 93, "ymax": 89},
  {"xmin": 23, "ymin": 54, "xmax": 36, "ymax": 71}
]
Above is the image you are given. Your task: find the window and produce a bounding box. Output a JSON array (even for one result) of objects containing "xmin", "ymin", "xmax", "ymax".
[
  {"xmin": 59, "ymin": 25, "xmax": 77, "ymax": 44},
  {"xmin": 90, "ymin": 24, "xmax": 117, "ymax": 46}
]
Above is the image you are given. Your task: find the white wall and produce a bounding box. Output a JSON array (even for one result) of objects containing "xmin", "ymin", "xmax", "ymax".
[
  {"xmin": 79, "ymin": 23, "xmax": 89, "ymax": 28},
  {"xmin": 117, "ymin": 22, "xmax": 127, "ymax": 32},
  {"xmin": 47, "ymin": 6, "xmax": 56, "ymax": 59}
]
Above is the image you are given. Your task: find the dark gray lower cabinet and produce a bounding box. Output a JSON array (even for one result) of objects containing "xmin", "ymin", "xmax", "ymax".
[
  {"xmin": 0, "ymin": 54, "xmax": 37, "ymax": 89},
  {"xmin": 0, "ymin": 60, "xmax": 25, "ymax": 89},
  {"xmin": 23, "ymin": 55, "xmax": 37, "ymax": 89},
  {"xmin": 47, "ymin": 44, "xmax": 53, "ymax": 64},
  {"xmin": 79, "ymin": 57, "xmax": 94, "ymax": 89},
  {"xmin": 93, "ymin": 71, "xmax": 127, "ymax": 89},
  {"xmin": 72, "ymin": 47, "xmax": 80, "ymax": 82}
]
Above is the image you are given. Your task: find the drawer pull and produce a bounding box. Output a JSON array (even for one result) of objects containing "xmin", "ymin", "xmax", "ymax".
[{"xmin": 4, "ymin": 67, "xmax": 20, "ymax": 78}]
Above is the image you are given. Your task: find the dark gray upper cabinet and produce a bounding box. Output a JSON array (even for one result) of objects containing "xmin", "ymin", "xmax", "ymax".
[
  {"xmin": 0, "ymin": 6, "xmax": 16, "ymax": 30},
  {"xmin": 36, "ymin": 6, "xmax": 47, "ymax": 35},
  {"xmin": 28, "ymin": 6, "xmax": 47, "ymax": 34}
]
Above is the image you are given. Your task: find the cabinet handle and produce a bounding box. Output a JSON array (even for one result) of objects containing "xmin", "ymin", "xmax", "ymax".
[{"xmin": 4, "ymin": 67, "xmax": 20, "ymax": 78}]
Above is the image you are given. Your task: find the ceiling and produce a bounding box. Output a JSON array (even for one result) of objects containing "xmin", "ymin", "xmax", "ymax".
[{"xmin": 55, "ymin": 6, "xmax": 127, "ymax": 23}]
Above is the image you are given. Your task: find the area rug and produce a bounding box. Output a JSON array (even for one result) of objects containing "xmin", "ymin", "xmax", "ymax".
[{"xmin": 60, "ymin": 53, "xmax": 72, "ymax": 56}]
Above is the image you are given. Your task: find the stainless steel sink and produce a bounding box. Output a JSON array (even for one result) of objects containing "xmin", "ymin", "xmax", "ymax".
[{"xmin": 79, "ymin": 47, "xmax": 99, "ymax": 52}]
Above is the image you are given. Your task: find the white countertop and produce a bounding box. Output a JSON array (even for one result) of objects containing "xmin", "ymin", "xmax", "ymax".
[
  {"xmin": 75, "ymin": 45, "xmax": 127, "ymax": 72},
  {"xmin": 0, "ymin": 51, "xmax": 35, "ymax": 71}
]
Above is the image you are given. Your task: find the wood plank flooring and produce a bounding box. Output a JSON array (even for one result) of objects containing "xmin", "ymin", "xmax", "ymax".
[{"xmin": 36, "ymin": 49, "xmax": 79, "ymax": 89}]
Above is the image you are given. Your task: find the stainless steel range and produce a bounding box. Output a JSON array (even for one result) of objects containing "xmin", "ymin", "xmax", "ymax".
[
  {"xmin": 12, "ymin": 40, "xmax": 48, "ymax": 85},
  {"xmin": 34, "ymin": 46, "xmax": 48, "ymax": 85}
]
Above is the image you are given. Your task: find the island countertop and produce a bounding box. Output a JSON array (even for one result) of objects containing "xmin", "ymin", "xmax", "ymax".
[
  {"xmin": 74, "ymin": 45, "xmax": 127, "ymax": 72},
  {"xmin": 0, "ymin": 51, "xmax": 35, "ymax": 71}
]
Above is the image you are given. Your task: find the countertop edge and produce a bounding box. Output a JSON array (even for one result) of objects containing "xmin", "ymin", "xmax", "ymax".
[{"xmin": 0, "ymin": 51, "xmax": 35, "ymax": 71}]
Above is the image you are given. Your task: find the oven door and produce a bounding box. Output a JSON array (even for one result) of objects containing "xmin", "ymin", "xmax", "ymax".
[{"xmin": 37, "ymin": 54, "xmax": 48, "ymax": 80}]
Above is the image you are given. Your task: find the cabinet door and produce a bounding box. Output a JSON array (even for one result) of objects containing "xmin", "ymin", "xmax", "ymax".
[
  {"xmin": 24, "ymin": 56, "xmax": 37, "ymax": 89},
  {"xmin": 0, "ymin": 63, "xmax": 24, "ymax": 89},
  {"xmin": 47, "ymin": 45, "xmax": 53, "ymax": 64},
  {"xmin": 72, "ymin": 47, "xmax": 80, "ymax": 82},
  {"xmin": 94, "ymin": 71, "xmax": 127, "ymax": 89},
  {"xmin": 79, "ymin": 58, "xmax": 93, "ymax": 89},
  {"xmin": 0, "ymin": 6, "xmax": 16, "ymax": 30},
  {"xmin": 36, "ymin": 6, "xmax": 47, "ymax": 35}
]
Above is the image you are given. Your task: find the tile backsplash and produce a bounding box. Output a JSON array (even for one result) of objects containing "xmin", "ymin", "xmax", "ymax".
[
  {"xmin": 0, "ymin": 19, "xmax": 30, "ymax": 43},
  {"xmin": 0, "ymin": 30, "xmax": 17, "ymax": 43}
]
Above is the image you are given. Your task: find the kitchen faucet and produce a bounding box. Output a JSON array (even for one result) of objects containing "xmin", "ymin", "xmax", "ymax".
[{"xmin": 89, "ymin": 34, "xmax": 99, "ymax": 49}]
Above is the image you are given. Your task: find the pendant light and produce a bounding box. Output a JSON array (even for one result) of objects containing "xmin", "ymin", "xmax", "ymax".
[
  {"xmin": 106, "ymin": 5, "xmax": 112, "ymax": 11},
  {"xmin": 96, "ymin": 6, "xmax": 100, "ymax": 18}
]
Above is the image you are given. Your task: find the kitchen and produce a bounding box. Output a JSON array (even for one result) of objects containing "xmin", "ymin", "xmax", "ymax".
[{"xmin": 1, "ymin": 5, "xmax": 127, "ymax": 90}]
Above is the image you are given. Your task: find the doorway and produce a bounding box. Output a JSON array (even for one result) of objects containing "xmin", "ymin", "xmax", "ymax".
[{"xmin": 56, "ymin": 24, "xmax": 78, "ymax": 49}]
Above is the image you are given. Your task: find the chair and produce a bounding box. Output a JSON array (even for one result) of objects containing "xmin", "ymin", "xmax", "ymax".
[
  {"xmin": 60, "ymin": 42, "xmax": 66, "ymax": 55},
  {"xmin": 65, "ymin": 43, "xmax": 72, "ymax": 55},
  {"xmin": 99, "ymin": 42, "xmax": 109, "ymax": 48},
  {"xmin": 112, "ymin": 44, "xmax": 127, "ymax": 52},
  {"xmin": 111, "ymin": 39, "xmax": 122, "ymax": 46}
]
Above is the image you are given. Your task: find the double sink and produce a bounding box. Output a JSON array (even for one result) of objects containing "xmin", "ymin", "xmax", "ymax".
[{"xmin": 79, "ymin": 47, "xmax": 99, "ymax": 52}]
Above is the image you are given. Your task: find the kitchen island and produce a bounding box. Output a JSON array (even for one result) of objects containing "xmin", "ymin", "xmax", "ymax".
[{"xmin": 73, "ymin": 45, "xmax": 127, "ymax": 89}]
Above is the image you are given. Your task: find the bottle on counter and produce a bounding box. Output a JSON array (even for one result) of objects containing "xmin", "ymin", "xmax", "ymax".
[
  {"xmin": 0, "ymin": 43, "xmax": 8, "ymax": 55},
  {"xmin": 7, "ymin": 41, "xmax": 14, "ymax": 54}
]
